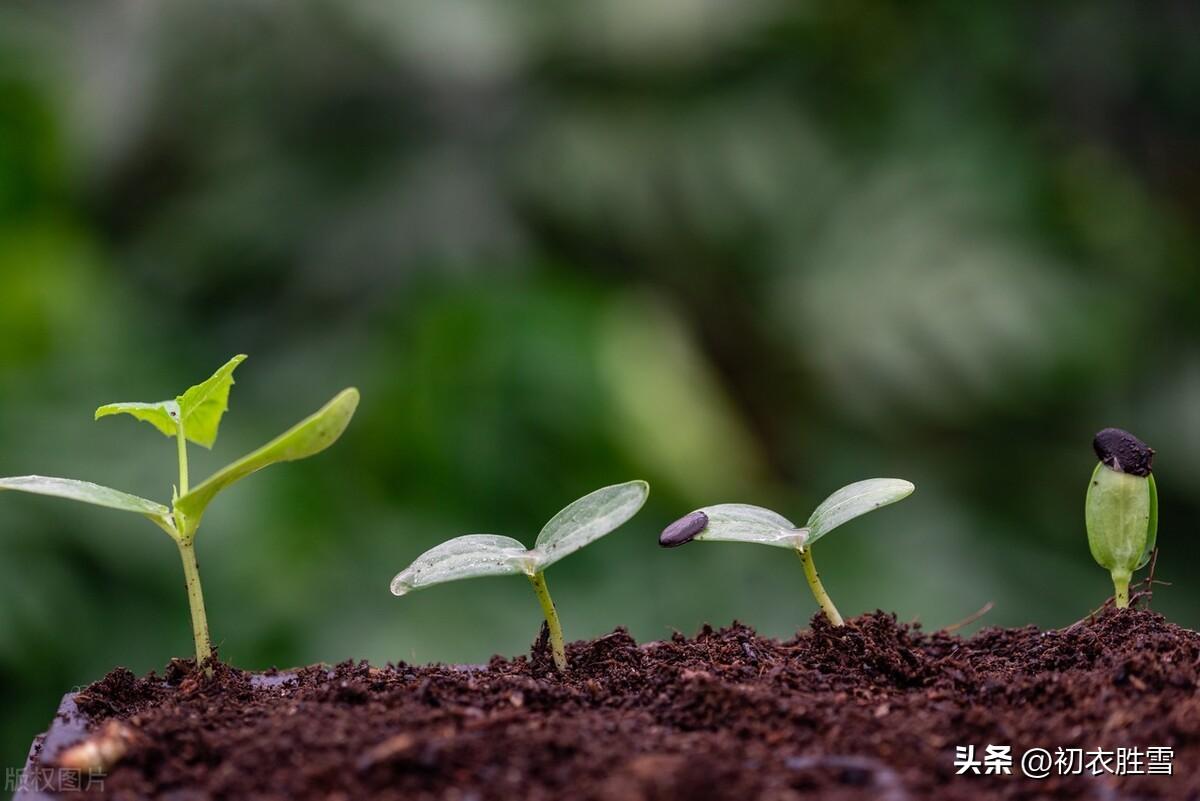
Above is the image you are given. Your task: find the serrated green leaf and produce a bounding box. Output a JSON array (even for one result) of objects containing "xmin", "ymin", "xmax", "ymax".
[
  {"xmin": 532, "ymin": 480, "xmax": 649, "ymax": 569},
  {"xmin": 176, "ymin": 355, "xmax": 246, "ymax": 448},
  {"xmin": 805, "ymin": 478, "xmax": 915, "ymax": 546},
  {"xmin": 173, "ymin": 387, "xmax": 359, "ymax": 534},
  {"xmin": 389, "ymin": 534, "xmax": 533, "ymax": 596},
  {"xmin": 93, "ymin": 355, "xmax": 245, "ymax": 447},
  {"xmin": 94, "ymin": 401, "xmax": 179, "ymax": 438},
  {"xmin": 692, "ymin": 503, "xmax": 804, "ymax": 548},
  {"xmin": 0, "ymin": 476, "xmax": 170, "ymax": 521}
]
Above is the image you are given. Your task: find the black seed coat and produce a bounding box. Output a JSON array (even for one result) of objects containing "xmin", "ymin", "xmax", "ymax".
[
  {"xmin": 659, "ymin": 511, "xmax": 709, "ymax": 548},
  {"xmin": 1093, "ymin": 427, "xmax": 1154, "ymax": 477}
]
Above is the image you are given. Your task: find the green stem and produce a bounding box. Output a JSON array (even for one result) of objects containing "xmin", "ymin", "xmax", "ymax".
[
  {"xmin": 528, "ymin": 572, "xmax": 567, "ymax": 671},
  {"xmin": 799, "ymin": 547, "xmax": 844, "ymax": 627},
  {"xmin": 176, "ymin": 424, "xmax": 190, "ymax": 496},
  {"xmin": 177, "ymin": 539, "xmax": 212, "ymax": 665},
  {"xmin": 174, "ymin": 421, "xmax": 210, "ymax": 667},
  {"xmin": 1112, "ymin": 570, "xmax": 1131, "ymax": 609}
]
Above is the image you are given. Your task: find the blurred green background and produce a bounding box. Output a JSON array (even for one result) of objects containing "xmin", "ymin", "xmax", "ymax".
[{"xmin": 2, "ymin": 0, "xmax": 1199, "ymax": 773}]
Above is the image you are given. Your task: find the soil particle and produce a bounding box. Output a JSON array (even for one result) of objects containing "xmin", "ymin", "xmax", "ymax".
[{"xmin": 35, "ymin": 609, "xmax": 1200, "ymax": 800}]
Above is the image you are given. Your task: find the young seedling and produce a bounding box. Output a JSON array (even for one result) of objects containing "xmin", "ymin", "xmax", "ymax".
[
  {"xmin": 0, "ymin": 355, "xmax": 359, "ymax": 665},
  {"xmin": 389, "ymin": 480, "xmax": 649, "ymax": 671},
  {"xmin": 660, "ymin": 478, "xmax": 914, "ymax": 626},
  {"xmin": 1085, "ymin": 427, "xmax": 1158, "ymax": 609}
]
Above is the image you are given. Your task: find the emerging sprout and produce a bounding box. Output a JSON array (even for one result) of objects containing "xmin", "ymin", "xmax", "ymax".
[
  {"xmin": 390, "ymin": 480, "xmax": 649, "ymax": 671},
  {"xmin": 1085, "ymin": 427, "xmax": 1158, "ymax": 609},
  {"xmin": 660, "ymin": 478, "xmax": 914, "ymax": 626},
  {"xmin": 0, "ymin": 356, "xmax": 359, "ymax": 665}
]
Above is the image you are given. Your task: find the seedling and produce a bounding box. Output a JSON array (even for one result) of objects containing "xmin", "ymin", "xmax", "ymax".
[
  {"xmin": 1085, "ymin": 427, "xmax": 1158, "ymax": 609},
  {"xmin": 660, "ymin": 478, "xmax": 914, "ymax": 626},
  {"xmin": 390, "ymin": 480, "xmax": 649, "ymax": 671},
  {"xmin": 0, "ymin": 355, "xmax": 359, "ymax": 665}
]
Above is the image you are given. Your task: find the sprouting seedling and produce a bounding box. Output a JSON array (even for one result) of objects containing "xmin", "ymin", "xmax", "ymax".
[
  {"xmin": 660, "ymin": 478, "xmax": 914, "ymax": 627},
  {"xmin": 1085, "ymin": 427, "xmax": 1158, "ymax": 609},
  {"xmin": 0, "ymin": 355, "xmax": 359, "ymax": 665},
  {"xmin": 390, "ymin": 480, "xmax": 649, "ymax": 671}
]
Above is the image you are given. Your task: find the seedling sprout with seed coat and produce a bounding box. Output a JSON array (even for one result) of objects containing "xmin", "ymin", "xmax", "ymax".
[
  {"xmin": 660, "ymin": 478, "xmax": 914, "ymax": 626},
  {"xmin": 0, "ymin": 355, "xmax": 359, "ymax": 665},
  {"xmin": 390, "ymin": 480, "xmax": 649, "ymax": 671},
  {"xmin": 1085, "ymin": 427, "xmax": 1158, "ymax": 609}
]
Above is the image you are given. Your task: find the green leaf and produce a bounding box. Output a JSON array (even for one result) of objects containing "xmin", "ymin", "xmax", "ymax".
[
  {"xmin": 389, "ymin": 481, "xmax": 650, "ymax": 601},
  {"xmin": 1086, "ymin": 463, "xmax": 1150, "ymax": 575},
  {"xmin": 0, "ymin": 476, "xmax": 170, "ymax": 521},
  {"xmin": 389, "ymin": 534, "xmax": 532, "ymax": 596},
  {"xmin": 1136, "ymin": 474, "xmax": 1158, "ymax": 571},
  {"xmin": 95, "ymin": 401, "xmax": 179, "ymax": 438},
  {"xmin": 176, "ymin": 354, "xmax": 246, "ymax": 448},
  {"xmin": 532, "ymin": 480, "xmax": 649, "ymax": 569},
  {"xmin": 805, "ymin": 478, "xmax": 915, "ymax": 546},
  {"xmin": 93, "ymin": 355, "xmax": 246, "ymax": 447},
  {"xmin": 691, "ymin": 503, "xmax": 803, "ymax": 548},
  {"xmin": 173, "ymin": 387, "xmax": 359, "ymax": 533}
]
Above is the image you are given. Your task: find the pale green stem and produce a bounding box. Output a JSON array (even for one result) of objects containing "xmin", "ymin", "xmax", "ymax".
[
  {"xmin": 176, "ymin": 424, "xmax": 190, "ymax": 495},
  {"xmin": 177, "ymin": 539, "xmax": 212, "ymax": 664},
  {"xmin": 1112, "ymin": 569, "xmax": 1131, "ymax": 609},
  {"xmin": 174, "ymin": 422, "xmax": 211, "ymax": 666},
  {"xmin": 527, "ymin": 571, "xmax": 567, "ymax": 671},
  {"xmin": 799, "ymin": 547, "xmax": 844, "ymax": 627}
]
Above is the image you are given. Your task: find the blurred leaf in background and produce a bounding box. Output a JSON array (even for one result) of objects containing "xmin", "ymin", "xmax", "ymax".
[{"xmin": 2, "ymin": 0, "xmax": 1200, "ymax": 775}]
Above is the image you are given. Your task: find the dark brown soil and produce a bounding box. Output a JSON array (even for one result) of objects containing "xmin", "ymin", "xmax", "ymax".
[{"xmin": 26, "ymin": 609, "xmax": 1200, "ymax": 800}]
